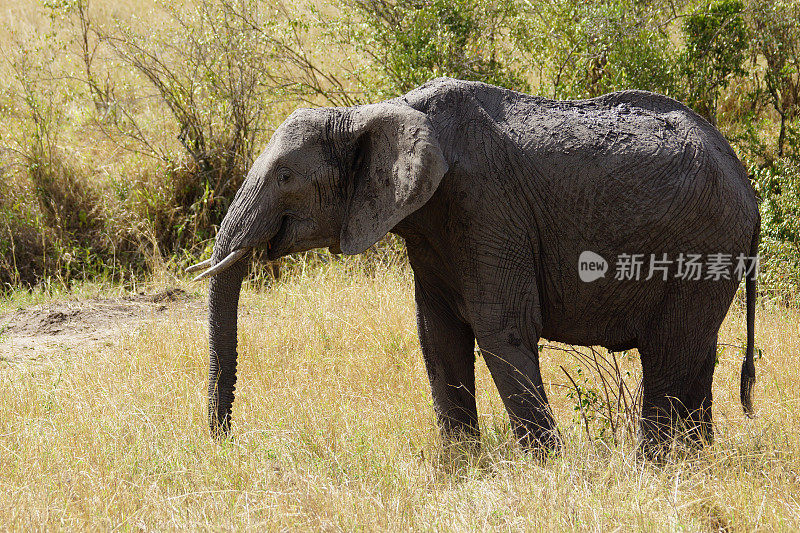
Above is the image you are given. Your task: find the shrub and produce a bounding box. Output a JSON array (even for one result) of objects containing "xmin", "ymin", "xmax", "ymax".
[
  {"xmin": 0, "ymin": 180, "xmax": 46, "ymax": 290},
  {"xmin": 753, "ymin": 158, "xmax": 800, "ymax": 303},
  {"xmin": 93, "ymin": 0, "xmax": 283, "ymax": 258},
  {"xmin": 680, "ymin": 0, "xmax": 749, "ymax": 125},
  {"xmin": 746, "ymin": 0, "xmax": 800, "ymax": 159},
  {"xmin": 327, "ymin": 0, "xmax": 529, "ymax": 97},
  {"xmin": 553, "ymin": 345, "xmax": 642, "ymax": 444},
  {"xmin": 0, "ymin": 23, "xmax": 116, "ymax": 289},
  {"xmin": 514, "ymin": 0, "xmax": 682, "ymax": 99}
]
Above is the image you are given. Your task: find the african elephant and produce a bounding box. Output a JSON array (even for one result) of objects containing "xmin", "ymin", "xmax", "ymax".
[{"xmin": 188, "ymin": 77, "xmax": 760, "ymax": 454}]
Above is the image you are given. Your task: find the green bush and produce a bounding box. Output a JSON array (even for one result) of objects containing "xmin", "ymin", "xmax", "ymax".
[
  {"xmin": 0, "ymin": 21, "xmax": 120, "ymax": 289},
  {"xmin": 513, "ymin": 0, "xmax": 682, "ymax": 99},
  {"xmin": 329, "ymin": 0, "xmax": 528, "ymax": 97},
  {"xmin": 680, "ymin": 0, "xmax": 748, "ymax": 124},
  {"xmin": 746, "ymin": 0, "xmax": 800, "ymax": 159},
  {"xmin": 753, "ymin": 158, "xmax": 800, "ymax": 303},
  {"xmin": 93, "ymin": 0, "xmax": 286, "ymax": 258},
  {"xmin": 0, "ymin": 183, "xmax": 47, "ymax": 290}
]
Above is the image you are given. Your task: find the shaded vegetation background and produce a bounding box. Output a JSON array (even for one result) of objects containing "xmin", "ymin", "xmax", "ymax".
[{"xmin": 1, "ymin": 0, "xmax": 799, "ymax": 301}]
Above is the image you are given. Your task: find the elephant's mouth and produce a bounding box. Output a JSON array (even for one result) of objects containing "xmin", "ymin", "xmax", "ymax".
[
  {"xmin": 186, "ymin": 216, "xmax": 290, "ymax": 281},
  {"xmin": 186, "ymin": 247, "xmax": 249, "ymax": 281},
  {"xmin": 266, "ymin": 215, "xmax": 289, "ymax": 260}
]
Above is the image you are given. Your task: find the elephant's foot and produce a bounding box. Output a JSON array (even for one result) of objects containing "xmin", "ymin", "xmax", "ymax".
[
  {"xmin": 681, "ymin": 403, "xmax": 714, "ymax": 447},
  {"xmin": 637, "ymin": 402, "xmax": 713, "ymax": 462},
  {"xmin": 438, "ymin": 415, "xmax": 481, "ymax": 448},
  {"xmin": 512, "ymin": 415, "xmax": 562, "ymax": 458}
]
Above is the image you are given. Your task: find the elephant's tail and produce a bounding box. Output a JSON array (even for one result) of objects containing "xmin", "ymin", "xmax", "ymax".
[{"xmin": 740, "ymin": 220, "xmax": 759, "ymax": 417}]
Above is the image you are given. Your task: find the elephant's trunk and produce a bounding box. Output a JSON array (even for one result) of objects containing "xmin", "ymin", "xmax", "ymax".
[{"xmin": 207, "ymin": 251, "xmax": 248, "ymax": 437}]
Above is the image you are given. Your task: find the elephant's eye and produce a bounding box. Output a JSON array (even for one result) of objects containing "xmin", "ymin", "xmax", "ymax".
[{"xmin": 277, "ymin": 168, "xmax": 292, "ymax": 183}]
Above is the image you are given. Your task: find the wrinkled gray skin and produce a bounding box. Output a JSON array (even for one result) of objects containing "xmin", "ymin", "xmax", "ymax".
[{"xmin": 204, "ymin": 78, "xmax": 759, "ymax": 454}]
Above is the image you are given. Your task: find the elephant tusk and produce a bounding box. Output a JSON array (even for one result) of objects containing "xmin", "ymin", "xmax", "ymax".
[
  {"xmin": 192, "ymin": 249, "xmax": 249, "ymax": 282},
  {"xmin": 185, "ymin": 258, "xmax": 213, "ymax": 273}
]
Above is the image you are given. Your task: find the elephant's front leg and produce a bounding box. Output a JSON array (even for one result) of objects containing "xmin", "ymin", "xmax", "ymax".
[
  {"xmin": 479, "ymin": 330, "xmax": 561, "ymax": 453},
  {"xmin": 415, "ymin": 280, "xmax": 479, "ymax": 442}
]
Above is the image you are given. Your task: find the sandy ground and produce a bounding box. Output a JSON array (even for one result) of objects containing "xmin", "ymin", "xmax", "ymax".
[{"xmin": 0, "ymin": 288, "xmax": 204, "ymax": 365}]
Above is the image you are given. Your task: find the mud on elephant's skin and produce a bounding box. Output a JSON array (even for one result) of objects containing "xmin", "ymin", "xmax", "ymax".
[{"xmin": 188, "ymin": 77, "xmax": 760, "ymax": 455}]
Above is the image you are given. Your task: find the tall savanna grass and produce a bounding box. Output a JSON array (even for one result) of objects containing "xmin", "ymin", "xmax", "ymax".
[
  {"xmin": 1, "ymin": 0, "xmax": 799, "ymax": 529},
  {"xmin": 1, "ymin": 262, "xmax": 798, "ymax": 530}
]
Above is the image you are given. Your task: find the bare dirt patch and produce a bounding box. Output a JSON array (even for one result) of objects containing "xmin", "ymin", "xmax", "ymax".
[{"xmin": 0, "ymin": 288, "xmax": 205, "ymax": 365}]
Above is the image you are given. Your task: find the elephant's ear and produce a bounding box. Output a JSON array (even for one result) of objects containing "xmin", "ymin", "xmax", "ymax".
[{"xmin": 340, "ymin": 103, "xmax": 448, "ymax": 255}]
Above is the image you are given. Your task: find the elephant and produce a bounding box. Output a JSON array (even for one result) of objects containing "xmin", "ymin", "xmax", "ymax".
[{"xmin": 187, "ymin": 77, "xmax": 760, "ymax": 455}]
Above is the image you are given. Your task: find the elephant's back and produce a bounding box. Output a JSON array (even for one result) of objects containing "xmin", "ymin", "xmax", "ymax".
[
  {"xmin": 521, "ymin": 90, "xmax": 757, "ymax": 243},
  {"xmin": 403, "ymin": 77, "xmax": 758, "ymax": 241}
]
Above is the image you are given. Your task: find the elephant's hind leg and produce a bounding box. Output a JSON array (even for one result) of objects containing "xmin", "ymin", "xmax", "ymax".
[
  {"xmin": 637, "ymin": 289, "xmax": 725, "ymax": 457},
  {"xmin": 681, "ymin": 340, "xmax": 716, "ymax": 446},
  {"xmin": 638, "ymin": 342, "xmax": 716, "ymax": 458}
]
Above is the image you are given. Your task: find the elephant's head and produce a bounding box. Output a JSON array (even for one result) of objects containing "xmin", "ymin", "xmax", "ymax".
[{"xmin": 190, "ymin": 102, "xmax": 449, "ymax": 437}]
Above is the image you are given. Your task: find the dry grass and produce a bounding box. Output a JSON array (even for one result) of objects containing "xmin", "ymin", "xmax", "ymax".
[
  {"xmin": 1, "ymin": 262, "xmax": 798, "ymax": 530},
  {"xmin": 1, "ymin": 2, "xmax": 798, "ymax": 529}
]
